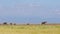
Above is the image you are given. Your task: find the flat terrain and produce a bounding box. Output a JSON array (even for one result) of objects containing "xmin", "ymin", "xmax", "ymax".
[{"xmin": 0, "ymin": 24, "xmax": 60, "ymax": 34}]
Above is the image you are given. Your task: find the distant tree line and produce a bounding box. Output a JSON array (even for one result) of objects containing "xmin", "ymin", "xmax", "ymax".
[
  {"xmin": 2, "ymin": 22, "xmax": 16, "ymax": 25},
  {"xmin": 0, "ymin": 21, "xmax": 47, "ymax": 25}
]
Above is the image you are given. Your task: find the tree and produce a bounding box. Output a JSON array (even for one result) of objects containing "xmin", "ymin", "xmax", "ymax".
[
  {"xmin": 3, "ymin": 22, "xmax": 7, "ymax": 25},
  {"xmin": 41, "ymin": 21, "xmax": 47, "ymax": 25}
]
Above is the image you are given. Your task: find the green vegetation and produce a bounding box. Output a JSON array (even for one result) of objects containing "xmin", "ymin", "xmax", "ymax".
[{"xmin": 0, "ymin": 25, "xmax": 60, "ymax": 34}]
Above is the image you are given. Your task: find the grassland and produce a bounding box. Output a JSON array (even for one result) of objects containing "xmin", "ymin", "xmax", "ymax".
[{"xmin": 0, "ymin": 24, "xmax": 60, "ymax": 34}]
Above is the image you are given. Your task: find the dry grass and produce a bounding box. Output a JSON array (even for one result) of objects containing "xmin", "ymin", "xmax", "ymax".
[{"xmin": 0, "ymin": 24, "xmax": 60, "ymax": 34}]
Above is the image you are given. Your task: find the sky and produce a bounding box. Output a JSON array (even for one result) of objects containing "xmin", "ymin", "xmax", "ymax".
[{"xmin": 0, "ymin": 0, "xmax": 60, "ymax": 24}]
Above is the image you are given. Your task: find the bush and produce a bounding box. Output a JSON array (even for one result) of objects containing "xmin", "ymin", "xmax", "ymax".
[
  {"xmin": 10, "ymin": 23, "xmax": 12, "ymax": 25},
  {"xmin": 14, "ymin": 23, "xmax": 16, "ymax": 25},
  {"xmin": 27, "ymin": 23, "xmax": 30, "ymax": 25}
]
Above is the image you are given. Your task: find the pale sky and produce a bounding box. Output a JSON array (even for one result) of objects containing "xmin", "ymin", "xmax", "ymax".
[{"xmin": 0, "ymin": 0, "xmax": 60, "ymax": 24}]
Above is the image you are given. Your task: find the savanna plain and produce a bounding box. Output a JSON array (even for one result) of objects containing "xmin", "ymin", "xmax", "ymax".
[{"xmin": 0, "ymin": 24, "xmax": 60, "ymax": 34}]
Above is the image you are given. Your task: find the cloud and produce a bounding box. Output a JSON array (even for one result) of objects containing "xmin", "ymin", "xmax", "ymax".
[
  {"xmin": 55, "ymin": 9, "xmax": 60, "ymax": 14},
  {"xmin": 0, "ymin": 2, "xmax": 60, "ymax": 19},
  {"xmin": 30, "ymin": 3, "xmax": 40, "ymax": 7}
]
